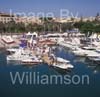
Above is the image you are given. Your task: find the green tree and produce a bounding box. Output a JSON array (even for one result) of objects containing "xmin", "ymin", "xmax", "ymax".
[
  {"xmin": 80, "ymin": 22, "xmax": 94, "ymax": 34},
  {"xmin": 0, "ymin": 22, "xmax": 5, "ymax": 33}
]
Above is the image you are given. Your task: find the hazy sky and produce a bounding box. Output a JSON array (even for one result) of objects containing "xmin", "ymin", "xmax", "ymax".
[{"xmin": 0, "ymin": 0, "xmax": 100, "ymax": 17}]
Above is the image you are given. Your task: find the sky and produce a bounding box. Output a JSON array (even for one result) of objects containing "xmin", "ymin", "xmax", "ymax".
[{"xmin": 0, "ymin": 0, "xmax": 100, "ymax": 17}]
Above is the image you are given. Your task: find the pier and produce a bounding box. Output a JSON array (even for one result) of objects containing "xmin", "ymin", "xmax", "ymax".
[{"xmin": 42, "ymin": 54, "xmax": 52, "ymax": 65}]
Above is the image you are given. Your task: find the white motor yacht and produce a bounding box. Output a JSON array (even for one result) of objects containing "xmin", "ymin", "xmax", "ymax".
[
  {"xmin": 2, "ymin": 36, "xmax": 15, "ymax": 44},
  {"xmin": 72, "ymin": 47, "xmax": 87, "ymax": 57},
  {"xmin": 6, "ymin": 46, "xmax": 20, "ymax": 55},
  {"xmin": 7, "ymin": 47, "xmax": 43, "ymax": 65},
  {"xmin": 86, "ymin": 51, "xmax": 100, "ymax": 63},
  {"xmin": 82, "ymin": 45, "xmax": 96, "ymax": 50},
  {"xmin": 52, "ymin": 57, "xmax": 74, "ymax": 70},
  {"xmin": 21, "ymin": 56, "xmax": 42, "ymax": 65}
]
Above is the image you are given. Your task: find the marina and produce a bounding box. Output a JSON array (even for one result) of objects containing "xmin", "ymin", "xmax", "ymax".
[
  {"xmin": 0, "ymin": 0, "xmax": 100, "ymax": 97},
  {"xmin": 0, "ymin": 40, "xmax": 100, "ymax": 97},
  {"xmin": 1, "ymin": 32, "xmax": 100, "ymax": 68}
]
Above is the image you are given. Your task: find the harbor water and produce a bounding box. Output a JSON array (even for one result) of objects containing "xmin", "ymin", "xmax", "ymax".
[{"xmin": 0, "ymin": 46, "xmax": 100, "ymax": 97}]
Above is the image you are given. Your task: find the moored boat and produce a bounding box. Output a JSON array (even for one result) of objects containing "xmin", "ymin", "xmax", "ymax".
[
  {"xmin": 2, "ymin": 36, "xmax": 15, "ymax": 44},
  {"xmin": 51, "ymin": 57, "xmax": 74, "ymax": 70},
  {"xmin": 21, "ymin": 57, "xmax": 42, "ymax": 65}
]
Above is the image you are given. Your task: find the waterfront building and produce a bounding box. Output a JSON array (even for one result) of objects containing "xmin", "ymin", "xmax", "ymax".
[
  {"xmin": 0, "ymin": 12, "xmax": 16, "ymax": 23},
  {"xmin": 0, "ymin": 12, "xmax": 41, "ymax": 24},
  {"xmin": 16, "ymin": 16, "xmax": 41, "ymax": 24}
]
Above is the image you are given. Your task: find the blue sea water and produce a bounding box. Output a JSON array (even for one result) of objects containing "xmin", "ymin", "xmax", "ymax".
[{"xmin": 0, "ymin": 47, "xmax": 100, "ymax": 97}]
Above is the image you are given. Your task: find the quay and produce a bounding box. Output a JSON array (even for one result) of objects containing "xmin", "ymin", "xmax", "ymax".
[{"xmin": 42, "ymin": 54, "xmax": 52, "ymax": 65}]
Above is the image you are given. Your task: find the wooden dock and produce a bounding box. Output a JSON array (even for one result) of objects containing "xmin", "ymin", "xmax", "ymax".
[{"xmin": 42, "ymin": 54, "xmax": 52, "ymax": 65}]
